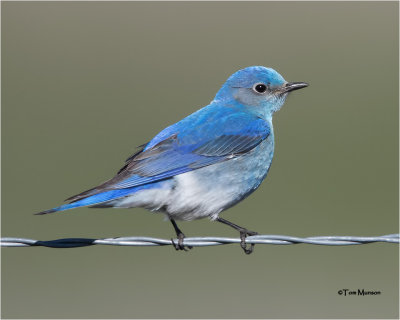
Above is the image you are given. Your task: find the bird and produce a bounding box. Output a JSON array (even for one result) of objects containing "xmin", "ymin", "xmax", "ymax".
[{"xmin": 36, "ymin": 66, "xmax": 308, "ymax": 254}]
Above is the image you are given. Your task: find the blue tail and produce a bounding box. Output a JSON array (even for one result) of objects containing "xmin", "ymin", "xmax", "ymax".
[{"xmin": 35, "ymin": 183, "xmax": 160, "ymax": 215}]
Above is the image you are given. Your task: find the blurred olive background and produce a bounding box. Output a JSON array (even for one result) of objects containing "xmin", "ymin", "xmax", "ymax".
[{"xmin": 1, "ymin": 1, "xmax": 398, "ymax": 319}]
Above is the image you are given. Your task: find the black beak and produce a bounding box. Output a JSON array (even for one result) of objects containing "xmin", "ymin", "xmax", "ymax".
[{"xmin": 282, "ymin": 82, "xmax": 309, "ymax": 93}]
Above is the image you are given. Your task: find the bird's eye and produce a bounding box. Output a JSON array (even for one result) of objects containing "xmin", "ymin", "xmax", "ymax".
[{"xmin": 253, "ymin": 83, "xmax": 267, "ymax": 94}]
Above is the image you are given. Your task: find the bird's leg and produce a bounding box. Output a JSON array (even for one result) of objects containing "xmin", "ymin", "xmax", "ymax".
[
  {"xmin": 170, "ymin": 219, "xmax": 193, "ymax": 251},
  {"xmin": 216, "ymin": 217, "xmax": 258, "ymax": 254}
]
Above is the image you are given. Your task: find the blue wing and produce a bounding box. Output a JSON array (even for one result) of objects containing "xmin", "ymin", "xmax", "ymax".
[{"xmin": 66, "ymin": 105, "xmax": 270, "ymax": 202}]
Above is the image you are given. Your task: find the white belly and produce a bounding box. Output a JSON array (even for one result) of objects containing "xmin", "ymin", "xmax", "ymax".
[{"xmin": 112, "ymin": 135, "xmax": 274, "ymax": 221}]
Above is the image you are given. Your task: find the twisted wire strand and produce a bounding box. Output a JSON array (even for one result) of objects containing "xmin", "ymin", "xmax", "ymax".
[{"xmin": 1, "ymin": 234, "xmax": 399, "ymax": 248}]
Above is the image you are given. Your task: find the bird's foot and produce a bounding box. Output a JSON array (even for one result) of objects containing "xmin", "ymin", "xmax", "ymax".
[
  {"xmin": 239, "ymin": 229, "xmax": 258, "ymax": 255},
  {"xmin": 171, "ymin": 232, "xmax": 193, "ymax": 251}
]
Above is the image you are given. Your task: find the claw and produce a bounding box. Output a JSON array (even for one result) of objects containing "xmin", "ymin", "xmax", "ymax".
[
  {"xmin": 171, "ymin": 233, "xmax": 193, "ymax": 251},
  {"xmin": 239, "ymin": 229, "xmax": 258, "ymax": 254},
  {"xmin": 216, "ymin": 217, "xmax": 258, "ymax": 255}
]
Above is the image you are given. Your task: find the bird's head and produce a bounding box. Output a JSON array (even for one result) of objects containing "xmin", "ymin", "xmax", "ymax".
[{"xmin": 214, "ymin": 66, "xmax": 308, "ymax": 117}]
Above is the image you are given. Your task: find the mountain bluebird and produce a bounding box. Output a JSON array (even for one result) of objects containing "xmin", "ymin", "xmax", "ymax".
[{"xmin": 36, "ymin": 66, "xmax": 308, "ymax": 254}]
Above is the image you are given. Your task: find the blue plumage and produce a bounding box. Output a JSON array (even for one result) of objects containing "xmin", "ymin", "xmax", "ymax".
[{"xmin": 36, "ymin": 66, "xmax": 308, "ymax": 254}]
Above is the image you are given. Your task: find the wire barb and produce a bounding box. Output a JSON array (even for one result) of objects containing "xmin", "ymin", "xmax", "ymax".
[{"xmin": 1, "ymin": 234, "xmax": 399, "ymax": 248}]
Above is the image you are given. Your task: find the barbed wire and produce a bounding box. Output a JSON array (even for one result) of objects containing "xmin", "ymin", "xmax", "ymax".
[{"xmin": 1, "ymin": 234, "xmax": 398, "ymax": 248}]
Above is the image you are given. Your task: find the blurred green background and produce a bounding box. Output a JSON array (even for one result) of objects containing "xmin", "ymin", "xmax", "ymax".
[{"xmin": 1, "ymin": 1, "xmax": 398, "ymax": 319}]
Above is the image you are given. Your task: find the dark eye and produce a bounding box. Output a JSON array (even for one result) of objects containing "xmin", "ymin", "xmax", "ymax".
[{"xmin": 253, "ymin": 83, "xmax": 267, "ymax": 94}]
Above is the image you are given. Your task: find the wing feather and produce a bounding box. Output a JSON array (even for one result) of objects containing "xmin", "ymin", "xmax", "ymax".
[{"xmin": 65, "ymin": 109, "xmax": 270, "ymax": 203}]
